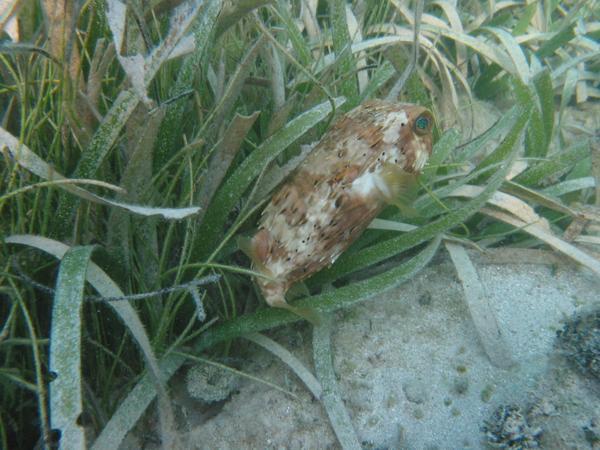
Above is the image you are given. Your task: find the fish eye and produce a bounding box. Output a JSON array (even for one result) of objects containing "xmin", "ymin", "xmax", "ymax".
[{"xmin": 414, "ymin": 113, "xmax": 432, "ymax": 135}]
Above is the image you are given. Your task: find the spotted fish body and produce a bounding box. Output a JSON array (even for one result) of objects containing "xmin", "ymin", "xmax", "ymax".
[{"xmin": 246, "ymin": 100, "xmax": 434, "ymax": 310}]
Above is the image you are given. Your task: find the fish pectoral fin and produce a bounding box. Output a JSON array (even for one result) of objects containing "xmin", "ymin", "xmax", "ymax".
[{"xmin": 380, "ymin": 163, "xmax": 419, "ymax": 217}]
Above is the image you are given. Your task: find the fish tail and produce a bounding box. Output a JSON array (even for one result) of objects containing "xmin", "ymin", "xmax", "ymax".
[
  {"xmin": 267, "ymin": 294, "xmax": 321, "ymax": 325},
  {"xmin": 237, "ymin": 233, "xmax": 270, "ymax": 274}
]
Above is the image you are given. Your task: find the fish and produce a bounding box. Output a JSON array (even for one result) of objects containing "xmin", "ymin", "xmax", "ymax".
[{"xmin": 241, "ymin": 99, "xmax": 434, "ymax": 318}]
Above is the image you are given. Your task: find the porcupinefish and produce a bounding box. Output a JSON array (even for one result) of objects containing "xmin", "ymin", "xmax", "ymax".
[{"xmin": 241, "ymin": 99, "xmax": 434, "ymax": 316}]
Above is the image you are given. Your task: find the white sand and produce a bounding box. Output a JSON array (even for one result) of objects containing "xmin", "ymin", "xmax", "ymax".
[{"xmin": 165, "ymin": 251, "xmax": 600, "ymax": 449}]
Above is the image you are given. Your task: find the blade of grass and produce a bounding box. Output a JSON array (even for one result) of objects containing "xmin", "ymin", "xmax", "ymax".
[
  {"xmin": 245, "ymin": 333, "xmax": 322, "ymax": 399},
  {"xmin": 0, "ymin": 128, "xmax": 200, "ymax": 219},
  {"xmin": 50, "ymin": 246, "xmax": 94, "ymax": 450},
  {"xmin": 512, "ymin": 79, "xmax": 547, "ymax": 159},
  {"xmin": 455, "ymin": 104, "xmax": 522, "ymax": 162},
  {"xmin": 107, "ymin": 0, "xmax": 213, "ymax": 101},
  {"xmin": 533, "ymin": 69, "xmax": 555, "ymax": 151},
  {"xmin": 359, "ymin": 61, "xmax": 396, "ymax": 103},
  {"xmin": 386, "ymin": 0, "xmax": 424, "ymax": 102},
  {"xmin": 7, "ymin": 280, "xmax": 51, "ymax": 447},
  {"xmin": 419, "ymin": 24, "xmax": 514, "ymax": 75},
  {"xmin": 445, "ymin": 242, "xmax": 513, "ymax": 368},
  {"xmin": 4, "ymin": 235, "xmax": 179, "ymax": 450},
  {"xmin": 557, "ymin": 67, "xmax": 578, "ymax": 138},
  {"xmin": 0, "ymin": 369, "xmax": 38, "ymax": 392},
  {"xmin": 175, "ymin": 351, "xmax": 299, "ymax": 400},
  {"xmin": 313, "ymin": 313, "xmax": 361, "ymax": 450},
  {"xmin": 206, "ymin": 36, "xmax": 265, "ymax": 136},
  {"xmin": 482, "ymin": 27, "xmax": 531, "ymax": 84},
  {"xmin": 329, "ymin": 0, "xmax": 359, "ymax": 103},
  {"xmin": 512, "ymin": 1, "xmax": 537, "ymax": 35},
  {"xmin": 197, "ymin": 111, "xmax": 260, "ymax": 219},
  {"xmin": 55, "ymin": 90, "xmax": 139, "ymax": 229},
  {"xmin": 421, "ymin": 128, "xmax": 461, "ymax": 182},
  {"xmin": 154, "ymin": 0, "xmax": 222, "ymax": 167},
  {"xmin": 215, "ymin": 0, "xmax": 271, "ymax": 37},
  {"xmin": 272, "ymin": 2, "xmax": 311, "ymax": 67},
  {"xmin": 514, "ymin": 140, "xmax": 590, "ymax": 186},
  {"xmin": 433, "ymin": 0, "xmax": 467, "ymax": 74},
  {"xmin": 0, "ymin": 178, "xmax": 124, "ymax": 204},
  {"xmin": 536, "ymin": 23, "xmax": 576, "ymax": 58},
  {"xmin": 480, "ymin": 208, "xmax": 600, "ymax": 276},
  {"xmin": 541, "ymin": 177, "xmax": 596, "ymax": 197},
  {"xmin": 503, "ymin": 180, "xmax": 581, "ymax": 217},
  {"xmin": 450, "ymin": 185, "xmax": 549, "ymax": 227},
  {"xmin": 90, "ymin": 354, "xmax": 185, "ymax": 450},
  {"xmin": 475, "ymin": 97, "xmax": 531, "ymax": 177}
]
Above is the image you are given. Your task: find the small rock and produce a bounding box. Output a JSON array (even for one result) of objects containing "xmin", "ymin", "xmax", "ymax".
[
  {"xmin": 452, "ymin": 376, "xmax": 469, "ymax": 395},
  {"xmin": 556, "ymin": 308, "xmax": 600, "ymax": 380},
  {"xmin": 583, "ymin": 418, "xmax": 599, "ymax": 447},
  {"xmin": 403, "ymin": 379, "xmax": 428, "ymax": 404},
  {"xmin": 186, "ymin": 363, "xmax": 237, "ymax": 403},
  {"xmin": 482, "ymin": 405, "xmax": 542, "ymax": 449}
]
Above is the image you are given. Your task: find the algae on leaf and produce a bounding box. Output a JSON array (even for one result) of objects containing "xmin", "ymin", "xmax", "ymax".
[{"xmin": 50, "ymin": 246, "xmax": 94, "ymax": 450}]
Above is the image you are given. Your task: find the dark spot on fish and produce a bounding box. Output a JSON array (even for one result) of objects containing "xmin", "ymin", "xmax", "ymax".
[{"xmin": 335, "ymin": 197, "xmax": 343, "ymax": 208}]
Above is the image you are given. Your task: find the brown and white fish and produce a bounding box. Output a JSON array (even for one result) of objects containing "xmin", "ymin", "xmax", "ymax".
[{"xmin": 241, "ymin": 99, "xmax": 434, "ymax": 317}]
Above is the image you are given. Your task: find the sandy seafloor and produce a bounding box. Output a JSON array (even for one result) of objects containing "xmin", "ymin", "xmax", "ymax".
[{"xmin": 124, "ymin": 249, "xmax": 600, "ymax": 449}]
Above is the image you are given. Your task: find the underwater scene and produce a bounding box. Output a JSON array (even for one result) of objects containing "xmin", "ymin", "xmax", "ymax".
[{"xmin": 0, "ymin": 0, "xmax": 599, "ymax": 448}]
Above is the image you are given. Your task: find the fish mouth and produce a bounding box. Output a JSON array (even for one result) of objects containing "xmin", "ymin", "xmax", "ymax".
[{"xmin": 413, "ymin": 137, "xmax": 432, "ymax": 171}]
